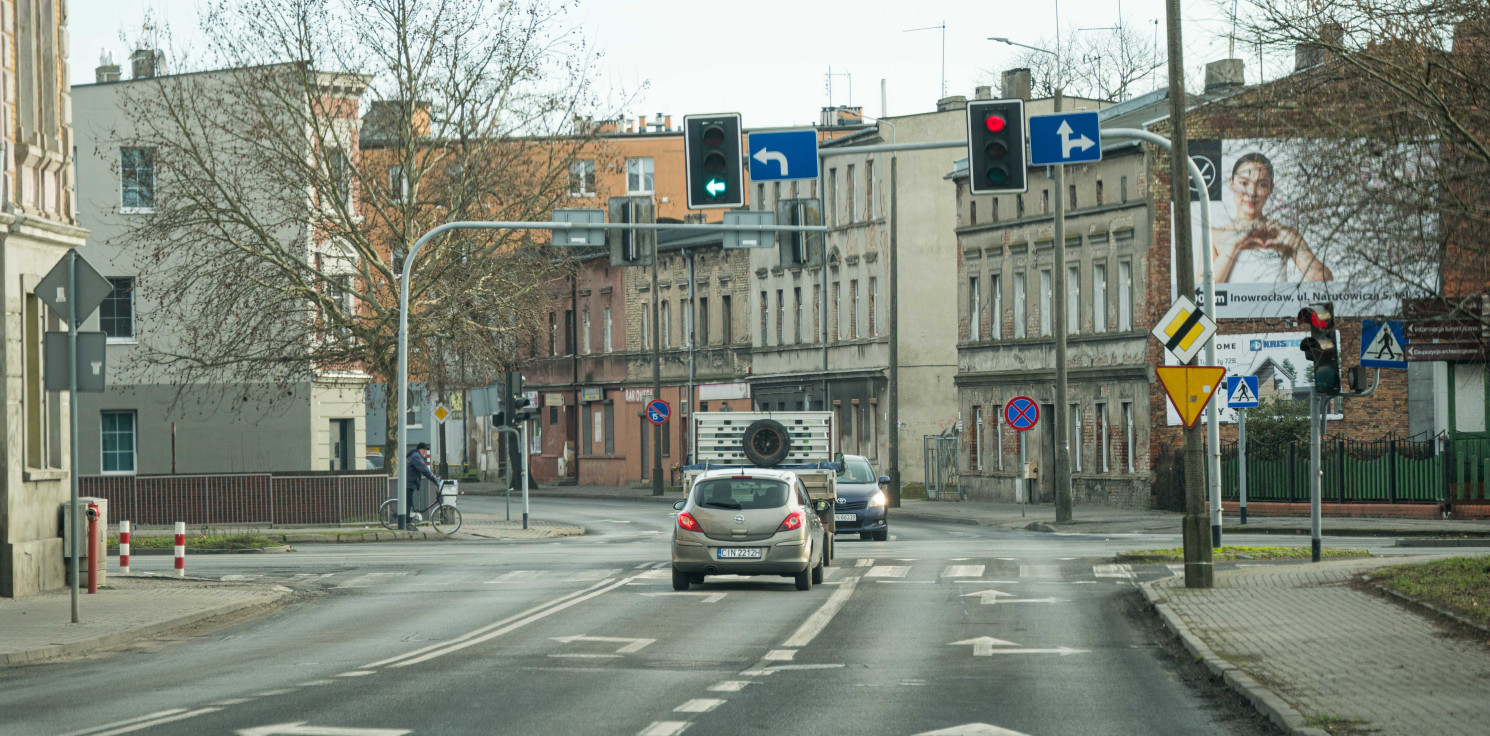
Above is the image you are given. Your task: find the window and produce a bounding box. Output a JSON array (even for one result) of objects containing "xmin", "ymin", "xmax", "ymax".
[
  {"xmin": 793, "ymin": 287, "xmax": 802, "ymax": 343},
  {"xmin": 549, "ymin": 312, "xmax": 558, "ymax": 355},
  {"xmin": 100, "ymin": 277, "xmax": 135, "ymax": 341},
  {"xmin": 564, "ymin": 309, "xmax": 575, "ymax": 355},
  {"xmin": 1039, "ymin": 269, "xmax": 1052, "ymax": 336},
  {"xmin": 1068, "ymin": 184, "xmax": 1077, "ymax": 209},
  {"xmin": 406, "ymin": 388, "xmax": 422, "ymax": 428},
  {"xmin": 580, "ymin": 311, "xmax": 591, "ymax": 354},
  {"xmin": 604, "ymin": 402, "xmax": 615, "ymax": 455},
  {"xmin": 813, "ymin": 284, "xmax": 821, "ymax": 343},
  {"xmin": 626, "ymin": 157, "xmax": 654, "ymax": 193},
  {"xmin": 1120, "ymin": 175, "xmax": 1129, "ymax": 203},
  {"xmin": 661, "ymin": 301, "xmax": 672, "ymax": 349},
  {"xmin": 970, "ymin": 201, "xmax": 977, "ymax": 225},
  {"xmin": 1122, "ymin": 401, "xmax": 1135, "ymax": 473},
  {"xmin": 990, "ymin": 274, "xmax": 1002, "ymax": 340},
  {"xmin": 569, "ymin": 159, "xmax": 596, "ymax": 197},
  {"xmin": 1118, "ymin": 260, "xmax": 1134, "ymax": 330},
  {"xmin": 550, "ymin": 405, "xmax": 559, "ymax": 424},
  {"xmin": 603, "ymin": 307, "xmax": 613, "ymax": 352},
  {"xmin": 101, "ymin": 410, "xmax": 137, "ymax": 474},
  {"xmin": 991, "ymin": 197, "xmax": 1000, "ymax": 222},
  {"xmin": 721, "ymin": 295, "xmax": 732, "ymax": 344},
  {"xmin": 1013, "ymin": 273, "xmax": 1027, "ymax": 339},
  {"xmin": 662, "ymin": 416, "xmax": 670, "ymax": 457},
  {"xmin": 329, "ymin": 148, "xmax": 352, "ymax": 209},
  {"xmin": 846, "ymin": 164, "xmax": 856, "ymax": 222},
  {"xmin": 849, "ymin": 280, "xmax": 859, "ymax": 339},
  {"xmin": 685, "ymin": 298, "xmax": 694, "ymax": 347},
  {"xmin": 995, "ymin": 404, "xmax": 1005, "ymax": 469},
  {"xmin": 698, "ymin": 298, "xmax": 709, "ymax": 346},
  {"xmin": 828, "ymin": 168, "xmax": 838, "ymax": 226},
  {"xmin": 1067, "ymin": 264, "xmax": 1080, "ymax": 335},
  {"xmin": 971, "ymin": 406, "xmax": 983, "ymax": 470},
  {"xmin": 833, "ymin": 281, "xmax": 842, "ymax": 340},
  {"xmin": 389, "ymin": 166, "xmax": 409, "ymax": 202},
  {"xmin": 1070, "ymin": 403, "xmax": 1082, "ymax": 472},
  {"xmin": 641, "ymin": 305, "xmax": 651, "ymax": 350},
  {"xmin": 1093, "ymin": 263, "xmax": 1108, "ymax": 333},
  {"xmin": 120, "ymin": 147, "xmax": 155, "ymax": 210},
  {"xmin": 757, "ymin": 183, "xmax": 765, "ymax": 210},
  {"xmin": 1097, "ymin": 403, "xmax": 1110, "ymax": 472},
  {"xmin": 776, "ymin": 289, "xmax": 785, "ymax": 346},
  {"xmin": 865, "ymin": 160, "xmax": 875, "ymax": 219},
  {"xmin": 868, "ymin": 277, "xmax": 878, "ymax": 336},
  {"xmin": 968, "ymin": 276, "xmax": 981, "ymax": 339},
  {"xmin": 1096, "ymin": 180, "xmax": 1105, "ymax": 206},
  {"xmin": 1041, "ymin": 189, "xmax": 1050, "ymax": 214},
  {"xmin": 759, "ymin": 291, "xmax": 768, "ymax": 346}
]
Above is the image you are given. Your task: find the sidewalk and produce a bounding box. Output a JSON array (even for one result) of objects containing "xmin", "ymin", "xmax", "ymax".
[
  {"xmin": 0, "ymin": 575, "xmax": 291, "ymax": 667},
  {"xmin": 1143, "ymin": 558, "xmax": 1490, "ymax": 736},
  {"xmin": 119, "ymin": 512, "xmax": 585, "ymax": 544}
]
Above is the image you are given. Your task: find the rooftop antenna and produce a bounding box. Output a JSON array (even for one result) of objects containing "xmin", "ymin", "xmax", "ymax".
[
  {"xmin": 825, "ymin": 67, "xmax": 853, "ymax": 108},
  {"xmin": 1229, "ymin": 0, "xmax": 1240, "ymax": 58},
  {"xmin": 903, "ymin": 21, "xmax": 947, "ymax": 98}
]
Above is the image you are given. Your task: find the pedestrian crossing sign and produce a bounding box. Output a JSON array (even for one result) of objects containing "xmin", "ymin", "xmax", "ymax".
[
  {"xmin": 1226, "ymin": 375, "xmax": 1260, "ymax": 409},
  {"xmin": 1360, "ymin": 319, "xmax": 1408, "ymax": 369},
  {"xmin": 1155, "ymin": 366, "xmax": 1227, "ymax": 429}
]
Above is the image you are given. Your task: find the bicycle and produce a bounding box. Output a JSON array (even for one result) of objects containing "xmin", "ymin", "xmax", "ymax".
[{"xmin": 379, "ymin": 480, "xmax": 463, "ymax": 534}]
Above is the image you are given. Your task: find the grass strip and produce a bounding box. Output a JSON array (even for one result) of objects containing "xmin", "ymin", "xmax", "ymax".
[
  {"xmin": 106, "ymin": 533, "xmax": 279, "ymax": 550},
  {"xmin": 1368, "ymin": 555, "xmax": 1490, "ymax": 629},
  {"xmin": 1117, "ymin": 545, "xmax": 1370, "ymax": 562}
]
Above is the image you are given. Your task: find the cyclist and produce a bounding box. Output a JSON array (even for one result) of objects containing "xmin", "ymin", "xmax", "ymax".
[{"xmin": 406, "ymin": 442, "xmax": 441, "ymax": 523}]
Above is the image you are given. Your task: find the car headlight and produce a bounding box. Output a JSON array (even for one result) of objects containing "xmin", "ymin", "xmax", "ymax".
[{"xmin": 868, "ymin": 491, "xmax": 886, "ymax": 507}]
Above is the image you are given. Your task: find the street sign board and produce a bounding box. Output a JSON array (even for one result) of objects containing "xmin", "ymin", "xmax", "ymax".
[
  {"xmin": 1150, "ymin": 296, "xmax": 1217, "ymax": 364},
  {"xmin": 552, "ymin": 208, "xmax": 606, "ymax": 247},
  {"xmin": 723, "ymin": 210, "xmax": 777, "ymax": 249},
  {"xmin": 746, "ymin": 129, "xmax": 819, "ymax": 182},
  {"xmin": 1360, "ymin": 320, "xmax": 1409, "ymax": 369},
  {"xmin": 1004, "ymin": 396, "xmax": 1040, "ymax": 432},
  {"xmin": 36, "ymin": 252, "xmax": 114, "ymax": 325},
  {"xmin": 1403, "ymin": 320, "xmax": 1481, "ymax": 341},
  {"xmin": 44, "ymin": 331, "xmax": 106, "ymax": 392},
  {"xmin": 1226, "ymin": 375, "xmax": 1260, "ymax": 409},
  {"xmin": 432, "ymin": 404, "xmax": 451, "ymax": 423},
  {"xmin": 646, "ymin": 399, "xmax": 671, "ymax": 425},
  {"xmin": 1405, "ymin": 342, "xmax": 1486, "ymax": 362},
  {"xmin": 1028, "ymin": 111, "xmax": 1101, "ymax": 166},
  {"xmin": 1156, "ymin": 366, "xmax": 1226, "ymax": 429}
]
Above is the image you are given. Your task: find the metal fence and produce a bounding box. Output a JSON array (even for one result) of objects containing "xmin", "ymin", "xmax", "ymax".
[
  {"xmin": 1218, "ymin": 435, "xmax": 1490, "ymax": 506},
  {"xmin": 80, "ymin": 472, "xmax": 392, "ymax": 527},
  {"xmin": 923, "ymin": 433, "xmax": 961, "ymax": 501}
]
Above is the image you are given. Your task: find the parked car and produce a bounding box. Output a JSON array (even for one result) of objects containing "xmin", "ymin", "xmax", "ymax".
[
  {"xmin": 832, "ymin": 454, "xmax": 889, "ymax": 541},
  {"xmin": 671, "ymin": 467, "xmax": 829, "ymax": 591}
]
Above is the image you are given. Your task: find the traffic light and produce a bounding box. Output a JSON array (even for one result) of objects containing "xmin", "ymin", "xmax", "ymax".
[
  {"xmin": 1297, "ymin": 302, "xmax": 1340, "ymax": 395},
  {"xmin": 609, "ymin": 196, "xmax": 655, "ymax": 267},
  {"xmin": 966, "ymin": 99, "xmax": 1027, "ymax": 195},
  {"xmin": 684, "ymin": 113, "xmax": 744, "ymax": 209},
  {"xmin": 776, "ymin": 198, "xmax": 823, "ymax": 268}
]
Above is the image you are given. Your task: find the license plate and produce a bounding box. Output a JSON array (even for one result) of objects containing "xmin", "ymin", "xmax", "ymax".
[
  {"xmin": 835, "ymin": 513, "xmax": 857, "ymax": 522},
  {"xmin": 716, "ymin": 548, "xmax": 762, "ymax": 559}
]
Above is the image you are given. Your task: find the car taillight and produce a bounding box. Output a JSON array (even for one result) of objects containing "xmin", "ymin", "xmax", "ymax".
[
  {"xmin": 777, "ymin": 511, "xmax": 804, "ymax": 532},
  {"xmin": 677, "ymin": 511, "xmax": 702, "ymax": 532}
]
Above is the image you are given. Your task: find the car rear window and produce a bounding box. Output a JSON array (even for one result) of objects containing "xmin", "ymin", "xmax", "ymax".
[
  {"xmin": 836, "ymin": 459, "xmax": 876, "ymax": 484},
  {"xmin": 692, "ymin": 478, "xmax": 790, "ymax": 510}
]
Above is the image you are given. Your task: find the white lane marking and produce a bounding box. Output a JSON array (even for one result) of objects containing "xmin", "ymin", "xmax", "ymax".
[
  {"xmin": 767, "ymin": 663, "xmax": 846, "ymax": 671},
  {"xmin": 212, "ymin": 699, "xmax": 254, "ymax": 706},
  {"xmin": 363, "ymin": 579, "xmax": 614, "ymax": 668},
  {"xmin": 949, "ymin": 637, "xmax": 1088, "ymax": 656},
  {"xmin": 634, "ymin": 562, "xmax": 653, "ymax": 569},
  {"xmin": 599, "ymin": 519, "xmax": 634, "ymax": 524},
  {"xmin": 634, "ymin": 569, "xmax": 672, "ymax": 581},
  {"xmin": 550, "ymin": 635, "xmax": 656, "ymax": 654},
  {"xmin": 652, "ymin": 562, "xmax": 670, "ymax": 569},
  {"xmin": 390, "ymin": 577, "xmax": 640, "ymax": 667},
  {"xmin": 915, "ymin": 724, "xmax": 1033, "ymax": 735},
  {"xmin": 876, "ymin": 580, "xmax": 935, "ymax": 584},
  {"xmin": 1094, "ymin": 564, "xmax": 1135, "ymax": 579},
  {"xmin": 483, "ymin": 570, "xmax": 546, "ymax": 584},
  {"xmin": 953, "ymin": 579, "xmax": 1020, "ymax": 584},
  {"xmin": 674, "ymin": 699, "xmax": 725, "ymax": 713},
  {"xmin": 865, "ymin": 565, "xmax": 908, "ymax": 578},
  {"xmin": 254, "ymin": 689, "xmax": 296, "ymax": 696},
  {"xmin": 57, "ymin": 710, "xmax": 188, "ymax": 736},
  {"xmin": 638, "ymin": 722, "xmax": 690, "ymax": 736},
  {"xmin": 220, "ymin": 574, "xmax": 260, "ymax": 581},
  {"xmin": 235, "ymin": 724, "xmax": 411, "ymax": 735},
  {"xmin": 708, "ymin": 680, "xmax": 754, "ymax": 692},
  {"xmin": 1018, "ymin": 565, "xmax": 1060, "ymax": 579},
  {"xmin": 762, "ymin": 649, "xmax": 796, "ymax": 661},
  {"xmin": 783, "ymin": 575, "xmax": 860, "ymax": 648},
  {"xmin": 941, "ymin": 565, "xmax": 985, "ymax": 577},
  {"xmin": 77, "ymin": 708, "xmax": 222, "ymax": 736},
  {"xmin": 337, "ymin": 671, "xmax": 375, "ymax": 677},
  {"xmin": 739, "ymin": 668, "xmax": 776, "ymax": 676},
  {"xmin": 855, "ymin": 558, "xmax": 875, "ymax": 567},
  {"xmin": 961, "ymin": 589, "xmax": 1016, "ymax": 604},
  {"xmin": 641, "ymin": 591, "xmax": 727, "ymax": 603},
  {"xmin": 298, "ymin": 680, "xmax": 336, "ymax": 686},
  {"xmin": 567, "ymin": 569, "xmax": 622, "ymax": 582},
  {"xmin": 549, "ymin": 653, "xmax": 621, "ymax": 659},
  {"xmin": 336, "ymin": 572, "xmax": 407, "ymax": 589}
]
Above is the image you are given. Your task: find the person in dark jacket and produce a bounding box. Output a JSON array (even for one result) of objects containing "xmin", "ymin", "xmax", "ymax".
[{"xmin": 406, "ymin": 442, "xmax": 440, "ymax": 521}]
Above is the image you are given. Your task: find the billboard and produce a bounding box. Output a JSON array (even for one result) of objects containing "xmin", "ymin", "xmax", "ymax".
[{"xmin": 1163, "ymin": 330, "xmax": 1342, "ymax": 425}]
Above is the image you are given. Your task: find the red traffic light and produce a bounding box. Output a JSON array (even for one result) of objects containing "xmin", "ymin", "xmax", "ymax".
[
  {"xmin": 984, "ymin": 114, "xmax": 1006, "ymax": 133},
  {"xmin": 1297, "ymin": 303, "xmax": 1334, "ymax": 330}
]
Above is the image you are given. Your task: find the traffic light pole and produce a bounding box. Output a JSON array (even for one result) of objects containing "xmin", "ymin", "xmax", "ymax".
[
  {"xmin": 1309, "ymin": 393, "xmax": 1322, "ymax": 562},
  {"xmin": 1052, "ymin": 89, "xmax": 1073, "ymax": 523},
  {"xmin": 650, "ymin": 244, "xmax": 663, "ymax": 496}
]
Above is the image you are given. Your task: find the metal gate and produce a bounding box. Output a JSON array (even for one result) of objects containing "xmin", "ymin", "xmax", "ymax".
[{"xmin": 923, "ymin": 430, "xmax": 961, "ymax": 501}]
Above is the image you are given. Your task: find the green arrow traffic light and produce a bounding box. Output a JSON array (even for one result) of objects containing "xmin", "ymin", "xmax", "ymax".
[{"xmin": 705, "ymin": 178, "xmax": 727, "ymax": 196}]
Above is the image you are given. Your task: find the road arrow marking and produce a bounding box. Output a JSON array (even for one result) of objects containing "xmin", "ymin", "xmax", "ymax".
[
  {"xmin": 916, "ymin": 724, "xmax": 1033, "ymax": 736},
  {"xmin": 960, "ymin": 589, "xmax": 1016, "ymax": 604},
  {"xmin": 236, "ymin": 724, "xmax": 410, "ymax": 736},
  {"xmin": 962, "ymin": 590, "xmax": 1069, "ymax": 605},
  {"xmin": 1056, "ymin": 120, "xmax": 1095, "ymax": 158},
  {"xmin": 752, "ymin": 147, "xmax": 790, "ymax": 175},
  {"xmin": 551, "ymin": 634, "xmax": 656, "ymax": 654},
  {"xmin": 949, "ymin": 637, "xmax": 1088, "ymax": 656}
]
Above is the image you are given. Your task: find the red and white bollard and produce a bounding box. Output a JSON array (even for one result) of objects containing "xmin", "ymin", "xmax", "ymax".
[
  {"xmin": 86, "ymin": 504, "xmax": 100, "ymax": 594},
  {"xmin": 173, "ymin": 521, "xmax": 186, "ymax": 577},
  {"xmin": 118, "ymin": 520, "xmax": 131, "ymax": 575}
]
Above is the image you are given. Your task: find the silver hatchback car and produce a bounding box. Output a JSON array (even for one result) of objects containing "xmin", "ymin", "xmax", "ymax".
[{"xmin": 671, "ymin": 469, "xmax": 828, "ymax": 591}]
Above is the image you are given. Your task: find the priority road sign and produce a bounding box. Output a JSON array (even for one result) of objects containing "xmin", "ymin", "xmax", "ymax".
[
  {"xmin": 1360, "ymin": 319, "xmax": 1408, "ymax": 369},
  {"xmin": 747, "ymin": 129, "xmax": 819, "ymax": 182},
  {"xmin": 1156, "ymin": 366, "xmax": 1226, "ymax": 429},
  {"xmin": 36, "ymin": 251, "xmax": 114, "ymax": 325},
  {"xmin": 433, "ymin": 404, "xmax": 452, "ymax": 423},
  {"xmin": 1028, "ymin": 111, "xmax": 1101, "ymax": 166},
  {"xmin": 1150, "ymin": 296, "xmax": 1217, "ymax": 364},
  {"xmin": 1004, "ymin": 396, "xmax": 1040, "ymax": 432},
  {"xmin": 646, "ymin": 399, "xmax": 671, "ymax": 425},
  {"xmin": 1226, "ymin": 375, "xmax": 1260, "ymax": 409}
]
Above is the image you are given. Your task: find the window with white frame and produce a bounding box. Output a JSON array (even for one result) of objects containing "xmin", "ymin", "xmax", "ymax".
[
  {"xmin": 1067, "ymin": 264, "xmax": 1080, "ymax": 334},
  {"xmin": 995, "ymin": 403, "xmax": 1004, "ymax": 469},
  {"xmin": 1098, "ymin": 402, "xmax": 1110, "ymax": 472},
  {"xmin": 1070, "ymin": 403, "xmax": 1082, "ymax": 472},
  {"xmin": 1118, "ymin": 260, "xmax": 1134, "ymax": 330},
  {"xmin": 120, "ymin": 147, "xmax": 156, "ymax": 211},
  {"xmin": 1123, "ymin": 401, "xmax": 1135, "ymax": 473},
  {"xmin": 329, "ymin": 148, "xmax": 352, "ymax": 210},
  {"xmin": 972, "ymin": 405, "xmax": 983, "ymax": 470},
  {"xmin": 990, "ymin": 274, "xmax": 1002, "ymax": 339},
  {"xmin": 846, "ymin": 164, "xmax": 857, "ymax": 222},
  {"xmin": 1093, "ymin": 262, "xmax": 1108, "ymax": 333},
  {"xmin": 581, "ymin": 310, "xmax": 591, "ymax": 354},
  {"xmin": 641, "ymin": 305, "xmax": 651, "ymax": 349},
  {"xmin": 1013, "ymin": 273, "xmax": 1027, "ymax": 338},
  {"xmin": 100, "ymin": 277, "xmax": 135, "ymax": 341},
  {"xmin": 569, "ymin": 159, "xmax": 596, "ymax": 197},
  {"xmin": 661, "ymin": 301, "xmax": 672, "ymax": 349},
  {"xmin": 101, "ymin": 410, "xmax": 137, "ymax": 474},
  {"xmin": 626, "ymin": 157, "xmax": 654, "ymax": 194},
  {"xmin": 968, "ymin": 275, "xmax": 981, "ymax": 339},
  {"xmin": 868, "ymin": 277, "xmax": 878, "ymax": 336},
  {"xmin": 1039, "ymin": 269, "xmax": 1052, "ymax": 336},
  {"xmin": 603, "ymin": 307, "xmax": 613, "ymax": 352}
]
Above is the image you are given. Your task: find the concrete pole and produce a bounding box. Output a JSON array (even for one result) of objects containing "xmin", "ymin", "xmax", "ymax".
[
  {"xmin": 887, "ymin": 154, "xmax": 901, "ymax": 507},
  {"xmin": 68, "ymin": 251, "xmax": 79, "ymax": 623},
  {"xmin": 1164, "ymin": 0, "xmax": 1214, "ymax": 588},
  {"xmin": 651, "ymin": 246, "xmax": 663, "ymax": 495},
  {"xmin": 522, "ymin": 421, "xmax": 531, "ymax": 530},
  {"xmin": 1052, "ymin": 88, "xmax": 1072, "ymax": 523},
  {"xmin": 1238, "ymin": 407, "xmax": 1248, "ymax": 524}
]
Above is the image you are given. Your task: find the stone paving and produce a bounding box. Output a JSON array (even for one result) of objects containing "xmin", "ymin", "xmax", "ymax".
[
  {"xmin": 1149, "ymin": 558, "xmax": 1490, "ymax": 736},
  {"xmin": 0, "ymin": 575, "xmax": 290, "ymax": 666}
]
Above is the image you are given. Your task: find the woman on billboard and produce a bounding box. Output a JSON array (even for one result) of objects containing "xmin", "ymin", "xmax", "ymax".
[{"xmin": 1212, "ymin": 152, "xmax": 1334, "ymax": 283}]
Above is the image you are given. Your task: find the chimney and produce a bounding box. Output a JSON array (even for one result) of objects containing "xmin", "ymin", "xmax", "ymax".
[
  {"xmin": 974, "ymin": 85, "xmax": 993, "ymax": 100},
  {"xmin": 130, "ymin": 48, "xmax": 163, "ymax": 79},
  {"xmin": 1203, "ymin": 59, "xmax": 1245, "ymax": 94},
  {"xmin": 95, "ymin": 49, "xmax": 121, "ymax": 83},
  {"xmin": 935, "ymin": 95, "xmax": 967, "ymax": 112},
  {"xmin": 638, "ymin": 115, "xmax": 647, "ymax": 132},
  {"xmin": 1001, "ymin": 68, "xmax": 1031, "ymax": 100},
  {"xmin": 663, "ymin": 115, "xmax": 672, "ymax": 129},
  {"xmin": 1295, "ymin": 22, "xmax": 1344, "ymax": 72}
]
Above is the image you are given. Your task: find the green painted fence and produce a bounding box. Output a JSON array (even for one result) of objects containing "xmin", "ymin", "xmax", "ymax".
[{"xmin": 1219, "ymin": 436, "xmax": 1455, "ymax": 505}]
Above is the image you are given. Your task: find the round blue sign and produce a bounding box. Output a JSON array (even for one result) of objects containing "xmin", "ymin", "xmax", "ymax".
[
  {"xmin": 646, "ymin": 399, "xmax": 671, "ymax": 426},
  {"xmin": 1005, "ymin": 396, "xmax": 1040, "ymax": 432}
]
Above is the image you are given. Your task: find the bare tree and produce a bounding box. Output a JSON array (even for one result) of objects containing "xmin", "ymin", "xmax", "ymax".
[
  {"xmin": 985, "ymin": 19, "xmax": 1165, "ymax": 101},
  {"xmin": 103, "ymin": 0, "xmax": 616, "ymax": 454}
]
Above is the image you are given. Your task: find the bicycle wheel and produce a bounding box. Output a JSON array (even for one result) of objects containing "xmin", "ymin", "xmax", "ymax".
[
  {"xmin": 431, "ymin": 504, "xmax": 463, "ymax": 535},
  {"xmin": 378, "ymin": 498, "xmax": 399, "ymax": 530}
]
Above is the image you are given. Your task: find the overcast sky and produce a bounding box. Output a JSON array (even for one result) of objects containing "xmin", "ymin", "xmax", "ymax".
[{"xmin": 70, "ymin": 0, "xmax": 1242, "ymax": 128}]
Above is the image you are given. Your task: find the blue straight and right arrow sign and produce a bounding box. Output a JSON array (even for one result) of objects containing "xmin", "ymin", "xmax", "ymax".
[{"xmin": 1028, "ymin": 111, "xmax": 1102, "ymax": 166}]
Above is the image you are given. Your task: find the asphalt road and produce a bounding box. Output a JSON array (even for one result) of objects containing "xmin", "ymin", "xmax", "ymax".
[{"xmin": 4, "ymin": 495, "xmax": 1411, "ymax": 736}]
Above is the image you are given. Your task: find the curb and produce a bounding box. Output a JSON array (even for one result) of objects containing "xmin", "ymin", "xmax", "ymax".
[
  {"xmin": 463, "ymin": 490, "xmax": 683, "ymax": 504},
  {"xmin": 1362, "ymin": 578, "xmax": 1490, "ymax": 635},
  {"xmin": 112, "ymin": 545, "xmax": 294, "ymax": 556},
  {"xmin": 0, "ymin": 585, "xmax": 292, "ymax": 667},
  {"xmin": 1139, "ymin": 580, "xmax": 1332, "ymax": 736}
]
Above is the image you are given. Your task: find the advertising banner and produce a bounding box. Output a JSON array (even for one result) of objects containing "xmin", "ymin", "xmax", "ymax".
[{"xmin": 1163, "ymin": 331, "xmax": 1342, "ymax": 425}]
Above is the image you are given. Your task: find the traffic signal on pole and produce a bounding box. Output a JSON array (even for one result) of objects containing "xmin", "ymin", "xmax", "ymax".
[
  {"xmin": 1297, "ymin": 302, "xmax": 1340, "ymax": 395},
  {"xmin": 775, "ymin": 198, "xmax": 823, "ymax": 268},
  {"xmin": 608, "ymin": 196, "xmax": 655, "ymax": 267},
  {"xmin": 966, "ymin": 99, "xmax": 1027, "ymax": 195},
  {"xmin": 684, "ymin": 113, "xmax": 744, "ymax": 209}
]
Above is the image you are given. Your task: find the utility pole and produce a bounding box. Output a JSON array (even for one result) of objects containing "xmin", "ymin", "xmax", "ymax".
[
  {"xmin": 1165, "ymin": 0, "xmax": 1214, "ymax": 588},
  {"xmin": 651, "ymin": 246, "xmax": 664, "ymax": 495},
  {"xmin": 1052, "ymin": 87, "xmax": 1073, "ymax": 523},
  {"xmin": 887, "ymin": 154, "xmax": 901, "ymax": 507}
]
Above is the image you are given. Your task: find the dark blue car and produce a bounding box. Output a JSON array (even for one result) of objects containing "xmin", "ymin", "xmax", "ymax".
[{"xmin": 833, "ymin": 454, "xmax": 889, "ymax": 541}]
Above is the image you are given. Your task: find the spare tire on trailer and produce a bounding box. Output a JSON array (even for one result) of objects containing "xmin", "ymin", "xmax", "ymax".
[{"xmin": 741, "ymin": 419, "xmax": 792, "ymax": 467}]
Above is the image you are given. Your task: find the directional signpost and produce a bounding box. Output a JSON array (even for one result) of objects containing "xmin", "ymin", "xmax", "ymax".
[
  {"xmin": 747, "ymin": 129, "xmax": 819, "ymax": 182},
  {"xmin": 1361, "ymin": 320, "xmax": 1408, "ymax": 369},
  {"xmin": 646, "ymin": 399, "xmax": 670, "ymax": 426},
  {"xmin": 1227, "ymin": 375, "xmax": 1260, "ymax": 525},
  {"xmin": 1028, "ymin": 111, "xmax": 1102, "ymax": 166}
]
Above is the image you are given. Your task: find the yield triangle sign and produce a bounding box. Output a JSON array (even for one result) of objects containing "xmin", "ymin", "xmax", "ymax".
[{"xmin": 1156, "ymin": 366, "xmax": 1227, "ymax": 429}]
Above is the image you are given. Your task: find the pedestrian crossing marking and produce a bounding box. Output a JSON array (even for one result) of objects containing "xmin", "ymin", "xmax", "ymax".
[
  {"xmin": 865, "ymin": 565, "xmax": 909, "ymax": 578},
  {"xmin": 1093, "ymin": 564, "xmax": 1135, "ymax": 578},
  {"xmin": 941, "ymin": 565, "xmax": 986, "ymax": 577},
  {"xmin": 1018, "ymin": 565, "xmax": 1060, "ymax": 579},
  {"xmin": 855, "ymin": 558, "xmax": 875, "ymax": 567},
  {"xmin": 567, "ymin": 569, "xmax": 622, "ymax": 582},
  {"xmin": 337, "ymin": 572, "xmax": 407, "ymax": 588},
  {"xmin": 484, "ymin": 570, "xmax": 548, "ymax": 584}
]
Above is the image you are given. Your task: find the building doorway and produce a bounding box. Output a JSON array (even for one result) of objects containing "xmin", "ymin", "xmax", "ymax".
[{"xmin": 330, "ymin": 418, "xmax": 353, "ymax": 471}]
